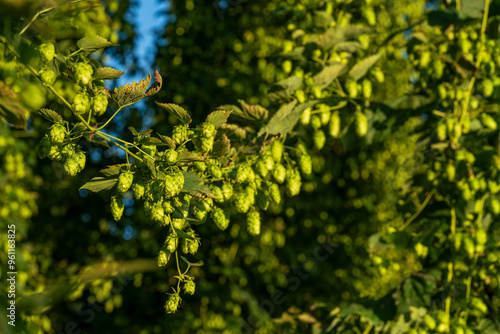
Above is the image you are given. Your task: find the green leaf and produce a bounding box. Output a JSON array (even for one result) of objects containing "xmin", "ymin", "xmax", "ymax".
[
  {"xmin": 395, "ymin": 275, "xmax": 437, "ymax": 314},
  {"xmin": 234, "ymin": 100, "xmax": 269, "ymax": 122},
  {"xmin": 339, "ymin": 304, "xmax": 383, "ymax": 325},
  {"xmin": 313, "ymin": 63, "xmax": 347, "ymax": 89},
  {"xmin": 460, "ymin": 0, "xmax": 484, "ymax": 18},
  {"xmin": 144, "ymin": 158, "xmax": 156, "ymax": 178},
  {"xmin": 349, "ymin": 53, "xmax": 382, "ymax": 81},
  {"xmin": 177, "ymin": 151, "xmax": 204, "ymax": 162},
  {"xmin": 180, "ymin": 256, "xmax": 204, "ymax": 267},
  {"xmin": 72, "ymin": 122, "xmax": 87, "ymax": 134},
  {"xmin": 36, "ymin": 108, "xmax": 63, "ymax": 124},
  {"xmin": 99, "ymin": 164, "xmax": 128, "ymax": 177},
  {"xmin": 138, "ymin": 137, "xmax": 167, "ymax": 146},
  {"xmin": 181, "ymin": 171, "xmax": 215, "ymax": 198},
  {"xmin": 111, "ymin": 70, "xmax": 162, "ymax": 107},
  {"xmin": 386, "ymin": 95, "xmax": 434, "ymax": 110},
  {"xmin": 76, "ymin": 35, "xmax": 117, "ymax": 53},
  {"xmin": 0, "ymin": 82, "xmax": 27, "ymax": 129},
  {"xmin": 312, "ymin": 10, "xmax": 333, "ymax": 28},
  {"xmin": 259, "ymin": 100, "xmax": 318, "ymax": 136},
  {"xmin": 206, "ymin": 110, "xmax": 232, "ymax": 128},
  {"xmin": 174, "ymin": 228, "xmax": 196, "ymax": 240},
  {"xmin": 91, "ymin": 135, "xmax": 111, "ymax": 148},
  {"xmin": 155, "ymin": 102, "xmax": 192, "ymax": 124},
  {"xmin": 128, "ymin": 127, "xmax": 139, "ymax": 136},
  {"xmin": 268, "ymin": 76, "xmax": 302, "ymax": 102},
  {"xmin": 335, "ymin": 41, "xmax": 363, "ymax": 53},
  {"xmin": 211, "ymin": 134, "xmax": 231, "ymax": 157},
  {"xmin": 157, "ymin": 133, "xmax": 176, "ymax": 148},
  {"xmin": 80, "ymin": 177, "xmax": 118, "ymax": 193},
  {"xmin": 93, "ymin": 67, "xmax": 126, "ymax": 80}
]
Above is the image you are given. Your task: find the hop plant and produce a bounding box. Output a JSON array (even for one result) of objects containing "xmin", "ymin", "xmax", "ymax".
[
  {"xmin": 181, "ymin": 228, "xmax": 199, "ymax": 254},
  {"xmin": 172, "ymin": 125, "xmax": 187, "ymax": 145},
  {"xmin": 209, "ymin": 164, "xmax": 222, "ymax": 179},
  {"xmin": 183, "ymin": 279, "xmax": 196, "ymax": 295},
  {"xmin": 117, "ymin": 171, "xmax": 134, "ymax": 193},
  {"xmin": 164, "ymin": 234, "xmax": 178, "ymax": 253},
  {"xmin": 74, "ymin": 63, "xmax": 93, "ymax": 85},
  {"xmin": 39, "ymin": 42, "xmax": 55, "ymax": 62},
  {"xmin": 200, "ymin": 122, "xmax": 216, "ymax": 138},
  {"xmin": 132, "ymin": 179, "xmax": 145, "ymax": 199},
  {"xmin": 233, "ymin": 190, "xmax": 251, "ymax": 213},
  {"xmin": 211, "ymin": 207, "xmax": 229, "ymax": 230},
  {"xmin": 271, "ymin": 140, "xmax": 283, "ymax": 163},
  {"xmin": 92, "ymin": 94, "xmax": 108, "ymax": 116},
  {"xmin": 272, "ymin": 163, "xmax": 286, "ymax": 184},
  {"xmin": 157, "ymin": 249, "xmax": 171, "ymax": 267},
  {"xmin": 221, "ymin": 183, "xmax": 233, "ymax": 201},
  {"xmin": 313, "ymin": 130, "xmax": 326, "ymax": 150},
  {"xmin": 286, "ymin": 168, "xmax": 302, "ymax": 197},
  {"xmin": 268, "ymin": 183, "xmax": 281, "ymax": 204},
  {"xmin": 38, "ymin": 136, "xmax": 52, "ymax": 159},
  {"xmin": 110, "ymin": 195, "xmax": 124, "ymax": 221},
  {"xmin": 247, "ymin": 210, "xmax": 261, "ymax": 236},
  {"xmin": 39, "ymin": 67, "xmax": 56, "ymax": 86},
  {"xmin": 162, "ymin": 200, "xmax": 175, "ymax": 214},
  {"xmin": 297, "ymin": 150, "xmax": 312, "ymax": 176},
  {"xmin": 47, "ymin": 145, "xmax": 63, "ymax": 161},
  {"xmin": 164, "ymin": 293, "xmax": 181, "ymax": 314},
  {"xmin": 328, "ymin": 111, "xmax": 341, "ymax": 138},
  {"xmin": 148, "ymin": 202, "xmax": 165, "ymax": 223},
  {"xmin": 164, "ymin": 149, "xmax": 178, "ymax": 164},
  {"xmin": 72, "ymin": 93, "xmax": 91, "ymax": 115},
  {"xmin": 254, "ymin": 159, "xmax": 269, "ymax": 177},
  {"xmin": 49, "ymin": 124, "xmax": 66, "ymax": 145},
  {"xmin": 355, "ymin": 112, "xmax": 368, "ymax": 137}
]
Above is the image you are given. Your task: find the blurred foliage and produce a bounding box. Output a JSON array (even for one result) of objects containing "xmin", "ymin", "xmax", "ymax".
[{"xmin": 1, "ymin": 0, "xmax": 500, "ymax": 334}]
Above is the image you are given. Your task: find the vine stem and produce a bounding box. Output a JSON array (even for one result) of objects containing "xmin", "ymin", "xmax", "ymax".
[
  {"xmin": 398, "ymin": 190, "xmax": 434, "ymax": 231},
  {"xmin": 95, "ymin": 133, "xmax": 143, "ymax": 162},
  {"xmin": 445, "ymin": 207, "xmax": 456, "ymax": 332},
  {"xmin": 459, "ymin": 0, "xmax": 490, "ymax": 129},
  {"xmin": 18, "ymin": 7, "xmax": 54, "ymax": 36}
]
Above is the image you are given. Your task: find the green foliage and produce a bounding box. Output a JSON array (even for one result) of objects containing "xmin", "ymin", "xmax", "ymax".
[{"xmin": 2, "ymin": 0, "xmax": 500, "ymax": 334}]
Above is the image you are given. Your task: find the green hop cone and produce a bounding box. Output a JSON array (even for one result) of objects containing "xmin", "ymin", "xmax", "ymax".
[
  {"xmin": 172, "ymin": 218, "xmax": 185, "ymax": 230},
  {"xmin": 39, "ymin": 42, "xmax": 55, "ymax": 62},
  {"xmin": 362, "ymin": 79, "xmax": 372, "ymax": 99},
  {"xmin": 181, "ymin": 228, "xmax": 199, "ymax": 255},
  {"xmin": 355, "ymin": 112, "xmax": 368, "ymax": 137},
  {"xmin": 311, "ymin": 115, "xmax": 322, "ymax": 130},
  {"xmin": 38, "ymin": 136, "xmax": 52, "ymax": 159},
  {"xmin": 172, "ymin": 125, "xmax": 187, "ymax": 145},
  {"xmin": 183, "ymin": 280, "xmax": 196, "ymax": 295},
  {"xmin": 209, "ymin": 164, "xmax": 222, "ymax": 179},
  {"xmin": 200, "ymin": 122, "xmax": 216, "ymax": 138},
  {"xmin": 164, "ymin": 149, "xmax": 178, "ymax": 164},
  {"xmin": 297, "ymin": 151, "xmax": 312, "ymax": 176},
  {"xmin": 222, "ymin": 183, "xmax": 233, "ymax": 201},
  {"xmin": 211, "ymin": 207, "xmax": 229, "ymax": 230},
  {"xmin": 233, "ymin": 191, "xmax": 251, "ymax": 213},
  {"xmin": 233, "ymin": 164, "xmax": 249, "ymax": 183},
  {"xmin": 164, "ymin": 235, "xmax": 178, "ymax": 253},
  {"xmin": 39, "ymin": 67, "xmax": 56, "ymax": 86},
  {"xmin": 49, "ymin": 124, "xmax": 66, "ymax": 145},
  {"xmin": 201, "ymin": 137, "xmax": 214, "ymax": 153},
  {"xmin": 482, "ymin": 79, "xmax": 494, "ymax": 97},
  {"xmin": 110, "ymin": 195, "xmax": 124, "ymax": 221},
  {"xmin": 141, "ymin": 144, "xmax": 157, "ymax": 157},
  {"xmin": 164, "ymin": 294, "xmax": 181, "ymax": 314},
  {"xmin": 73, "ymin": 151, "xmax": 86, "ymax": 172},
  {"xmin": 268, "ymin": 183, "xmax": 281, "ymax": 204},
  {"xmin": 157, "ymin": 249, "xmax": 171, "ymax": 267},
  {"xmin": 148, "ymin": 202, "xmax": 165, "ymax": 223},
  {"xmin": 47, "ymin": 145, "xmax": 63, "ymax": 161},
  {"xmin": 162, "ymin": 200, "xmax": 175, "ymax": 214},
  {"xmin": 61, "ymin": 144, "xmax": 75, "ymax": 160},
  {"xmin": 328, "ymin": 111, "xmax": 341, "ymax": 138},
  {"xmin": 481, "ymin": 113, "xmax": 497, "ymax": 130},
  {"xmin": 345, "ymin": 79, "xmax": 358, "ymax": 98},
  {"xmin": 246, "ymin": 210, "xmax": 261, "ymax": 236},
  {"xmin": 191, "ymin": 204, "xmax": 208, "ymax": 223},
  {"xmin": 132, "ymin": 180, "xmax": 145, "ymax": 199},
  {"xmin": 254, "ymin": 159, "xmax": 268, "ymax": 178},
  {"xmin": 272, "ymin": 163, "xmax": 286, "ymax": 184},
  {"xmin": 271, "ymin": 140, "xmax": 284, "ymax": 163},
  {"xmin": 313, "ymin": 130, "xmax": 326, "ymax": 150},
  {"xmin": 74, "ymin": 63, "xmax": 93, "ymax": 86},
  {"xmin": 286, "ymin": 168, "xmax": 302, "ymax": 197},
  {"xmin": 64, "ymin": 155, "xmax": 80, "ymax": 176},
  {"xmin": 195, "ymin": 161, "xmax": 206, "ymax": 172},
  {"xmin": 210, "ymin": 185, "xmax": 224, "ymax": 203},
  {"xmin": 163, "ymin": 174, "xmax": 180, "ymax": 199},
  {"xmin": 117, "ymin": 171, "xmax": 134, "ymax": 193},
  {"xmin": 72, "ymin": 93, "xmax": 90, "ymax": 115},
  {"xmin": 92, "ymin": 94, "xmax": 108, "ymax": 116},
  {"xmin": 256, "ymin": 189, "xmax": 269, "ymax": 210}
]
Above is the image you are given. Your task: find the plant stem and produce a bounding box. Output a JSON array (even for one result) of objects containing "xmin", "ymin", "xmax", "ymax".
[
  {"xmin": 399, "ymin": 190, "xmax": 434, "ymax": 231},
  {"xmin": 19, "ymin": 7, "xmax": 54, "ymax": 36},
  {"xmin": 96, "ymin": 133, "xmax": 143, "ymax": 162}
]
